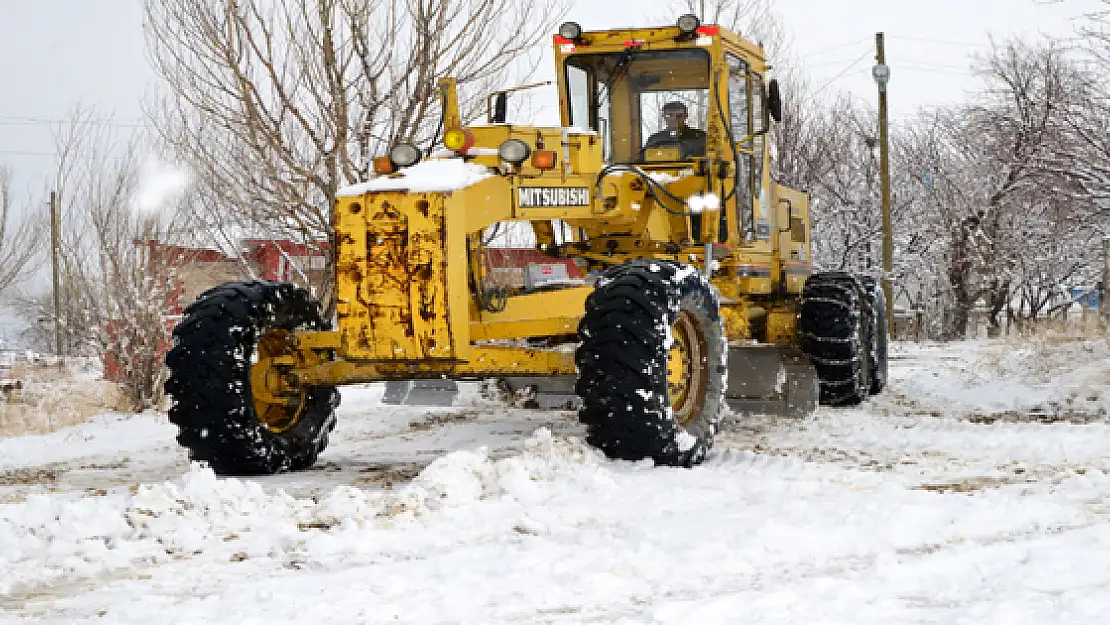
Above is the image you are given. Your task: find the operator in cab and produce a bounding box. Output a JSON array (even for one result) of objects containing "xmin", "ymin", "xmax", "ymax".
[{"xmin": 643, "ymin": 100, "xmax": 706, "ymax": 159}]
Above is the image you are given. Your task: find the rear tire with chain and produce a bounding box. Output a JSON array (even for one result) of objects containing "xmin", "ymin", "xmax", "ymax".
[
  {"xmin": 799, "ymin": 272, "xmax": 872, "ymax": 406},
  {"xmin": 164, "ymin": 281, "xmax": 339, "ymax": 475},
  {"xmin": 860, "ymin": 276, "xmax": 889, "ymax": 394},
  {"xmin": 576, "ymin": 261, "xmax": 726, "ymax": 467}
]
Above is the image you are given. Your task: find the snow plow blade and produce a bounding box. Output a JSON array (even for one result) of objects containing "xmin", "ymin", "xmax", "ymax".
[
  {"xmin": 382, "ymin": 348, "xmax": 816, "ymax": 420},
  {"xmin": 381, "ymin": 377, "xmax": 580, "ymax": 409},
  {"xmin": 501, "ymin": 376, "xmax": 580, "ymax": 410},
  {"xmin": 382, "ymin": 380, "xmax": 459, "ymax": 407},
  {"xmin": 724, "ymin": 345, "xmax": 818, "ymax": 418}
]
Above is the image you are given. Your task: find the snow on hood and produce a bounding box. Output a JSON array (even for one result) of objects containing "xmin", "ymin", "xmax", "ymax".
[{"xmin": 337, "ymin": 160, "xmax": 493, "ymax": 196}]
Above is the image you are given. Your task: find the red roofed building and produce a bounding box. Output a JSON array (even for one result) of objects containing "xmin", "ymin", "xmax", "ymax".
[
  {"xmin": 240, "ymin": 239, "xmax": 330, "ymax": 286},
  {"xmin": 104, "ymin": 239, "xmax": 328, "ymax": 382}
]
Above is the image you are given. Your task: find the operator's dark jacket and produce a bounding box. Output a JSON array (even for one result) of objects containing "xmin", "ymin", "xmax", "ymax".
[{"xmin": 644, "ymin": 126, "xmax": 707, "ymax": 159}]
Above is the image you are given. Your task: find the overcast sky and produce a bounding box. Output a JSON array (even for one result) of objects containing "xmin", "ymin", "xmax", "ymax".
[{"xmin": 0, "ymin": 0, "xmax": 1102, "ymax": 198}]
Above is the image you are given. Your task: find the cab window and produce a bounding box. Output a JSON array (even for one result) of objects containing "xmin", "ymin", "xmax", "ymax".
[{"xmin": 565, "ymin": 49, "xmax": 711, "ymax": 164}]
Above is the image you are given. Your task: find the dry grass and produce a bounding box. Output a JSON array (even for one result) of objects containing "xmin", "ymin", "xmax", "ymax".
[
  {"xmin": 0, "ymin": 361, "xmax": 127, "ymax": 437},
  {"xmin": 1002, "ymin": 314, "xmax": 1107, "ymax": 345}
]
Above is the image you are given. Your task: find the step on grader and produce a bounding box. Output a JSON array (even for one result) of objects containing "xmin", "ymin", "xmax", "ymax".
[{"xmin": 164, "ymin": 15, "xmax": 889, "ymax": 475}]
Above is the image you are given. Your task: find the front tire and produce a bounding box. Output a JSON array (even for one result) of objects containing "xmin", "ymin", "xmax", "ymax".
[
  {"xmin": 164, "ymin": 281, "xmax": 339, "ymax": 475},
  {"xmin": 575, "ymin": 261, "xmax": 726, "ymax": 467}
]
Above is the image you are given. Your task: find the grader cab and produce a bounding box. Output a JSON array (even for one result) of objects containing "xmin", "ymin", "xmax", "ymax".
[{"xmin": 164, "ymin": 16, "xmax": 888, "ymax": 475}]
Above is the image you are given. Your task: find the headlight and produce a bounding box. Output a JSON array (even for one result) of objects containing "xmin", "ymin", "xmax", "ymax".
[
  {"xmin": 389, "ymin": 143, "xmax": 422, "ymax": 168},
  {"xmin": 676, "ymin": 14, "xmax": 700, "ymax": 35},
  {"xmin": 558, "ymin": 22, "xmax": 582, "ymax": 40},
  {"xmin": 687, "ymin": 195, "xmax": 706, "ymax": 213},
  {"xmin": 498, "ymin": 139, "xmax": 531, "ymax": 165}
]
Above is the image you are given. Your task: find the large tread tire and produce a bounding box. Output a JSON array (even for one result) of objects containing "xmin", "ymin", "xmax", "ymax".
[
  {"xmin": 799, "ymin": 272, "xmax": 872, "ymax": 406},
  {"xmin": 860, "ymin": 277, "xmax": 889, "ymax": 395},
  {"xmin": 164, "ymin": 281, "xmax": 339, "ymax": 475},
  {"xmin": 575, "ymin": 261, "xmax": 726, "ymax": 467}
]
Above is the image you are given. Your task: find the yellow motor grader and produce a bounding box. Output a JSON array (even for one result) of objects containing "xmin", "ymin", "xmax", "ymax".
[{"xmin": 164, "ymin": 16, "xmax": 888, "ymax": 475}]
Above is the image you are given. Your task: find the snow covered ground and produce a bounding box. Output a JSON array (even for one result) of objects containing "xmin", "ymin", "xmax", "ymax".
[{"xmin": 3, "ymin": 335, "xmax": 1110, "ymax": 623}]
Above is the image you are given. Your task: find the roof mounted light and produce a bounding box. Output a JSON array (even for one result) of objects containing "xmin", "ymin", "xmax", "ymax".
[
  {"xmin": 677, "ymin": 14, "xmax": 700, "ymax": 35},
  {"xmin": 498, "ymin": 139, "xmax": 531, "ymax": 165},
  {"xmin": 558, "ymin": 22, "xmax": 583, "ymax": 41},
  {"xmin": 389, "ymin": 143, "xmax": 422, "ymax": 169}
]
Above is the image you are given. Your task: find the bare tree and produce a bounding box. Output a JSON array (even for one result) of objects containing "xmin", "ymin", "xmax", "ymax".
[
  {"xmin": 18, "ymin": 110, "xmax": 199, "ymax": 410},
  {"xmin": 144, "ymin": 0, "xmax": 568, "ymax": 314},
  {"xmin": 0, "ymin": 167, "xmax": 45, "ymax": 298},
  {"xmin": 967, "ymin": 39, "xmax": 1098, "ymax": 334},
  {"xmin": 891, "ymin": 38, "xmax": 1100, "ymax": 339}
]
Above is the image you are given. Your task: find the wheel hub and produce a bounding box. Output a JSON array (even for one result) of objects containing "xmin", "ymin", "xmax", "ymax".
[
  {"xmin": 667, "ymin": 312, "xmax": 706, "ymax": 423},
  {"xmin": 251, "ymin": 329, "xmax": 307, "ymax": 433}
]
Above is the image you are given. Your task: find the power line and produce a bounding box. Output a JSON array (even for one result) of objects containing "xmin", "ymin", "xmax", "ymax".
[
  {"xmin": 0, "ymin": 149, "xmax": 130, "ymax": 161},
  {"xmin": 811, "ymin": 48, "xmax": 873, "ymax": 96},
  {"xmin": 894, "ymin": 64, "xmax": 976, "ymax": 77},
  {"xmin": 0, "ymin": 115, "xmax": 150, "ymax": 129},
  {"xmin": 799, "ymin": 38, "xmax": 870, "ymax": 58},
  {"xmin": 0, "ymin": 120, "xmax": 150, "ymax": 129},
  {"xmin": 904, "ymin": 61, "xmax": 974, "ymax": 71},
  {"xmin": 0, "ymin": 149, "xmax": 58, "ymax": 157},
  {"xmin": 884, "ymin": 34, "xmax": 994, "ymax": 49},
  {"xmin": 807, "ymin": 54, "xmax": 875, "ymax": 68}
]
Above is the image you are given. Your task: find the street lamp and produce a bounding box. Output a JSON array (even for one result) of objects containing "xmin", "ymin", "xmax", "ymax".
[{"xmin": 873, "ymin": 33, "xmax": 894, "ymax": 337}]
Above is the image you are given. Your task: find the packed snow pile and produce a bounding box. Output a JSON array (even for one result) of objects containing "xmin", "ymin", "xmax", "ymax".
[
  {"xmin": 0, "ymin": 430, "xmax": 608, "ymax": 598},
  {"xmin": 4, "ymin": 336, "xmax": 1110, "ymax": 622}
]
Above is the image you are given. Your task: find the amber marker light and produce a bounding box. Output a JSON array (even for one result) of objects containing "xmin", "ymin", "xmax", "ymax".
[
  {"xmin": 531, "ymin": 149, "xmax": 557, "ymax": 170},
  {"xmin": 444, "ymin": 128, "xmax": 475, "ymax": 153},
  {"xmin": 372, "ymin": 156, "xmax": 395, "ymax": 175}
]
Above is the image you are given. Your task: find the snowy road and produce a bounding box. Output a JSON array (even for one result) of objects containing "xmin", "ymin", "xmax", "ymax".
[{"xmin": 3, "ymin": 337, "xmax": 1110, "ymax": 623}]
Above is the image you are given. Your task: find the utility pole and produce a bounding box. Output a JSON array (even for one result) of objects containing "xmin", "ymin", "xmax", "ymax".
[
  {"xmin": 1102, "ymin": 236, "xmax": 1110, "ymax": 323},
  {"xmin": 873, "ymin": 33, "xmax": 894, "ymax": 337},
  {"xmin": 49, "ymin": 191, "xmax": 63, "ymax": 357}
]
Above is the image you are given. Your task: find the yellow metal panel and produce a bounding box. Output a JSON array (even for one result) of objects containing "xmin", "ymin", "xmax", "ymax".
[
  {"xmin": 335, "ymin": 192, "xmax": 455, "ymax": 361},
  {"xmin": 444, "ymin": 191, "xmax": 474, "ymax": 361},
  {"xmin": 471, "ymin": 287, "xmax": 591, "ymax": 340},
  {"xmin": 471, "ymin": 317, "xmax": 581, "ymax": 341},
  {"xmin": 457, "ymin": 177, "xmax": 513, "ymax": 233},
  {"xmin": 407, "ymin": 195, "xmax": 454, "ymax": 358},
  {"xmin": 456, "ymin": 346, "xmax": 577, "ymax": 376},
  {"xmin": 785, "ymin": 263, "xmax": 810, "ymax": 294},
  {"xmin": 334, "ymin": 195, "xmax": 369, "ymax": 357},
  {"xmin": 719, "ymin": 305, "xmax": 752, "ymax": 343},
  {"xmin": 289, "ymin": 331, "xmax": 341, "ymax": 351},
  {"xmin": 289, "ymin": 345, "xmax": 576, "ymax": 386},
  {"xmin": 765, "ymin": 307, "xmax": 799, "ymax": 346}
]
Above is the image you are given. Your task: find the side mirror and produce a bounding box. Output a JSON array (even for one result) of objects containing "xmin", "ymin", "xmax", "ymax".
[
  {"xmin": 491, "ymin": 92, "xmax": 508, "ymax": 124},
  {"xmin": 767, "ymin": 79, "xmax": 783, "ymax": 123}
]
